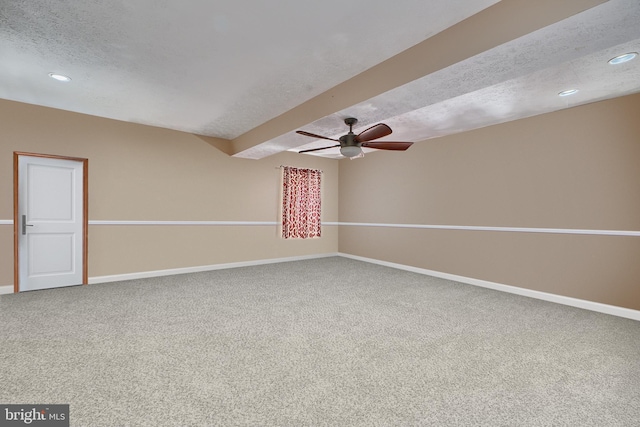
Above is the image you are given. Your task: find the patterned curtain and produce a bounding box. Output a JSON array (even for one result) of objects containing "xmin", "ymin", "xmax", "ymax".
[{"xmin": 282, "ymin": 166, "xmax": 322, "ymax": 239}]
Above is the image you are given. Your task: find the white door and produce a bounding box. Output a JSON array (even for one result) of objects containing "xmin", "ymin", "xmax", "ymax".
[{"xmin": 18, "ymin": 155, "xmax": 85, "ymax": 291}]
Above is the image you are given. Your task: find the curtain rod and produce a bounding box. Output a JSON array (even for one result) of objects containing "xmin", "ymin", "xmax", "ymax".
[{"xmin": 276, "ymin": 165, "xmax": 323, "ymax": 173}]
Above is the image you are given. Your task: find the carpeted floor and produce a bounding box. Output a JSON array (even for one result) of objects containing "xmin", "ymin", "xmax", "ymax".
[{"xmin": 1, "ymin": 257, "xmax": 639, "ymax": 426}]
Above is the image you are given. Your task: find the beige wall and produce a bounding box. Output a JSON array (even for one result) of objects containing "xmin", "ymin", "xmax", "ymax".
[
  {"xmin": 0, "ymin": 99, "xmax": 338, "ymax": 284},
  {"xmin": 339, "ymin": 93, "xmax": 640, "ymax": 310},
  {"xmin": 3, "ymin": 94, "xmax": 640, "ymax": 312}
]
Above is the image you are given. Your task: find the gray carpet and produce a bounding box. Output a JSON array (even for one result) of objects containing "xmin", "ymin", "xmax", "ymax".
[{"xmin": 1, "ymin": 257, "xmax": 639, "ymax": 426}]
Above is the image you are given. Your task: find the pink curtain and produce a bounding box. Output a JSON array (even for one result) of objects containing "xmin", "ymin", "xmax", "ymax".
[{"xmin": 282, "ymin": 166, "xmax": 322, "ymax": 239}]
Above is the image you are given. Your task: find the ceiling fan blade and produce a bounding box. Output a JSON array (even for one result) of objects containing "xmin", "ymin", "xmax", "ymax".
[
  {"xmin": 360, "ymin": 141, "xmax": 413, "ymax": 151},
  {"xmin": 296, "ymin": 130, "xmax": 340, "ymax": 142},
  {"xmin": 298, "ymin": 144, "xmax": 341, "ymax": 154},
  {"xmin": 355, "ymin": 123, "xmax": 392, "ymax": 142}
]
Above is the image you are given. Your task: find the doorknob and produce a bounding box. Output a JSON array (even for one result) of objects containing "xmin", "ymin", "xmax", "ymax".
[{"xmin": 21, "ymin": 215, "xmax": 34, "ymax": 235}]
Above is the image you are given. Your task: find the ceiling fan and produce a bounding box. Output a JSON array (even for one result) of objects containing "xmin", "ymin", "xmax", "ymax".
[{"xmin": 296, "ymin": 118, "xmax": 413, "ymax": 158}]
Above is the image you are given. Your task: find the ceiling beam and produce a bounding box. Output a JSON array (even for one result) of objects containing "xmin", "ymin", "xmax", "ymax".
[
  {"xmin": 230, "ymin": 0, "xmax": 608, "ymax": 158},
  {"xmin": 195, "ymin": 135, "xmax": 234, "ymax": 156}
]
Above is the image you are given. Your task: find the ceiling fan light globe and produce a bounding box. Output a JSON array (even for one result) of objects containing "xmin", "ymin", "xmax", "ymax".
[{"xmin": 340, "ymin": 146, "xmax": 362, "ymax": 158}]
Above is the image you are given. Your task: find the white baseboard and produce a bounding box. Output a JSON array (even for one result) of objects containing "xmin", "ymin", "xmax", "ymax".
[
  {"xmin": 89, "ymin": 253, "xmax": 340, "ymax": 284},
  {"xmin": 8, "ymin": 253, "xmax": 639, "ymax": 322},
  {"xmin": 338, "ymin": 253, "xmax": 640, "ymax": 322}
]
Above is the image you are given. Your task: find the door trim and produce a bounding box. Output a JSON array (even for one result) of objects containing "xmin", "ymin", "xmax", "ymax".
[{"xmin": 13, "ymin": 152, "xmax": 89, "ymax": 293}]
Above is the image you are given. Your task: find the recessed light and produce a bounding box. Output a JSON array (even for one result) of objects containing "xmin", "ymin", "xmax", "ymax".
[
  {"xmin": 558, "ymin": 89, "xmax": 579, "ymax": 97},
  {"xmin": 48, "ymin": 73, "xmax": 71, "ymax": 82},
  {"xmin": 608, "ymin": 52, "xmax": 637, "ymax": 65}
]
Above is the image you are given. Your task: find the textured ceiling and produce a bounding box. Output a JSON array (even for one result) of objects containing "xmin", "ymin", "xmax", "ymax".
[{"xmin": 1, "ymin": 0, "xmax": 639, "ymax": 159}]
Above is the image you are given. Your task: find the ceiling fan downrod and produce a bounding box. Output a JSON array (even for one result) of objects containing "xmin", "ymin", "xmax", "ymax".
[{"xmin": 344, "ymin": 117, "xmax": 358, "ymax": 132}]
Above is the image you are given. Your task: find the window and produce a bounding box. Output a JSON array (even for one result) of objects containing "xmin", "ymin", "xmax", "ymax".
[{"xmin": 281, "ymin": 166, "xmax": 322, "ymax": 239}]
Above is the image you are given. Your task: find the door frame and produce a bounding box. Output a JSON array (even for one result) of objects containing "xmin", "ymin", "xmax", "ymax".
[{"xmin": 13, "ymin": 152, "xmax": 89, "ymax": 293}]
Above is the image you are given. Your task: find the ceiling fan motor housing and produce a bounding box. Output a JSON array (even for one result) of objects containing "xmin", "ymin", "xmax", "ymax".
[{"xmin": 340, "ymin": 134, "xmax": 358, "ymax": 146}]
